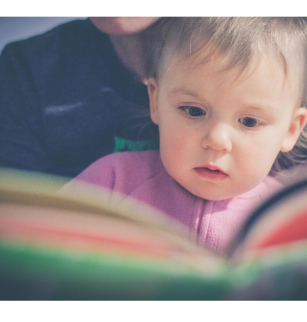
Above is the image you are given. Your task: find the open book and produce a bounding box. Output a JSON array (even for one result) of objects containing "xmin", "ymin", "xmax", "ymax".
[{"xmin": 1, "ymin": 169, "xmax": 307, "ymax": 300}]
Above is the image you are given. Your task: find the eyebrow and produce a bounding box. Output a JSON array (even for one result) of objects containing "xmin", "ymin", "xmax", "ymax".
[
  {"xmin": 169, "ymin": 87, "xmax": 201, "ymax": 99},
  {"xmin": 247, "ymin": 102, "xmax": 280, "ymax": 114}
]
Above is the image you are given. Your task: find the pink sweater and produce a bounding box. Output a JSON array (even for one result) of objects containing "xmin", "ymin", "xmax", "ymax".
[{"xmin": 63, "ymin": 151, "xmax": 283, "ymax": 254}]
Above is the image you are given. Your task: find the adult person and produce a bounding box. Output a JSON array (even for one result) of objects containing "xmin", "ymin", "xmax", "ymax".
[{"xmin": 0, "ymin": 17, "xmax": 160, "ymax": 178}]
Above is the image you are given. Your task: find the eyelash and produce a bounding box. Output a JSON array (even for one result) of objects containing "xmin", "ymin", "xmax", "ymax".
[
  {"xmin": 179, "ymin": 106, "xmax": 206, "ymax": 118},
  {"xmin": 179, "ymin": 106, "xmax": 264, "ymax": 129},
  {"xmin": 238, "ymin": 117, "xmax": 264, "ymax": 128}
]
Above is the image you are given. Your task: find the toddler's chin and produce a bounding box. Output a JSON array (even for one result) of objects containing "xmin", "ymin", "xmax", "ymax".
[
  {"xmin": 185, "ymin": 186, "xmax": 237, "ymax": 201},
  {"xmin": 199, "ymin": 193, "xmax": 235, "ymax": 201}
]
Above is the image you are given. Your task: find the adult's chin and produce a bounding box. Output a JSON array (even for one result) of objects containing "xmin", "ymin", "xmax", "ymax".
[{"xmin": 90, "ymin": 17, "xmax": 160, "ymax": 36}]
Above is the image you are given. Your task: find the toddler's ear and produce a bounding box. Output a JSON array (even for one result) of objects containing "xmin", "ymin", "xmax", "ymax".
[
  {"xmin": 147, "ymin": 78, "xmax": 159, "ymax": 125},
  {"xmin": 281, "ymin": 107, "xmax": 307, "ymax": 152}
]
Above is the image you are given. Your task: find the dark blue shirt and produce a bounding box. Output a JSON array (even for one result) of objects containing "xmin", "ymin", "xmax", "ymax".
[{"xmin": 0, "ymin": 18, "xmax": 156, "ymax": 178}]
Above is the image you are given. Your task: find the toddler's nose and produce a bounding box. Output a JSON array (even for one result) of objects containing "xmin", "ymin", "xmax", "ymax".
[{"xmin": 201, "ymin": 122, "xmax": 232, "ymax": 153}]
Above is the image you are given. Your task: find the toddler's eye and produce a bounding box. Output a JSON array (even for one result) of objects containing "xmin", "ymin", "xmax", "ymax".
[
  {"xmin": 180, "ymin": 106, "xmax": 206, "ymax": 117},
  {"xmin": 239, "ymin": 117, "xmax": 261, "ymax": 128}
]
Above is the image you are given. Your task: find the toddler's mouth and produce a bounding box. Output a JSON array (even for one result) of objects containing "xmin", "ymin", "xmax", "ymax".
[{"xmin": 194, "ymin": 166, "xmax": 228, "ymax": 181}]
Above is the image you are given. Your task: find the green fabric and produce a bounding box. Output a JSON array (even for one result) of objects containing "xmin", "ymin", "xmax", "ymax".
[{"xmin": 113, "ymin": 136, "xmax": 159, "ymax": 153}]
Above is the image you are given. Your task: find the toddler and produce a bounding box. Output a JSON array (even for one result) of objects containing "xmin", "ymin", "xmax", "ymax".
[{"xmin": 63, "ymin": 18, "xmax": 307, "ymax": 253}]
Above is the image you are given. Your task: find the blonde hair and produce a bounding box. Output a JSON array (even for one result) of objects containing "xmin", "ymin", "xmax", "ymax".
[{"xmin": 143, "ymin": 17, "xmax": 307, "ymax": 176}]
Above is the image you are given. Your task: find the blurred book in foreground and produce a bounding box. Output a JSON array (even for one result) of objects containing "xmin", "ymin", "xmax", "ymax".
[{"xmin": 1, "ymin": 169, "xmax": 307, "ymax": 300}]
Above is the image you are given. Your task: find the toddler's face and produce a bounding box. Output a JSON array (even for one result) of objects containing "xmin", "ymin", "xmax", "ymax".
[{"xmin": 148, "ymin": 52, "xmax": 307, "ymax": 200}]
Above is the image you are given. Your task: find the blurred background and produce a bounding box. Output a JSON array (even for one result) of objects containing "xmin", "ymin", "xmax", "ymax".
[{"xmin": 0, "ymin": 17, "xmax": 83, "ymax": 52}]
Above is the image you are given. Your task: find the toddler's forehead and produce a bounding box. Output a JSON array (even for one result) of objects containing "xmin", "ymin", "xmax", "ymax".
[
  {"xmin": 161, "ymin": 46, "xmax": 302, "ymax": 94},
  {"xmin": 159, "ymin": 48, "xmax": 251, "ymax": 87},
  {"xmin": 158, "ymin": 49, "xmax": 304, "ymax": 111}
]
